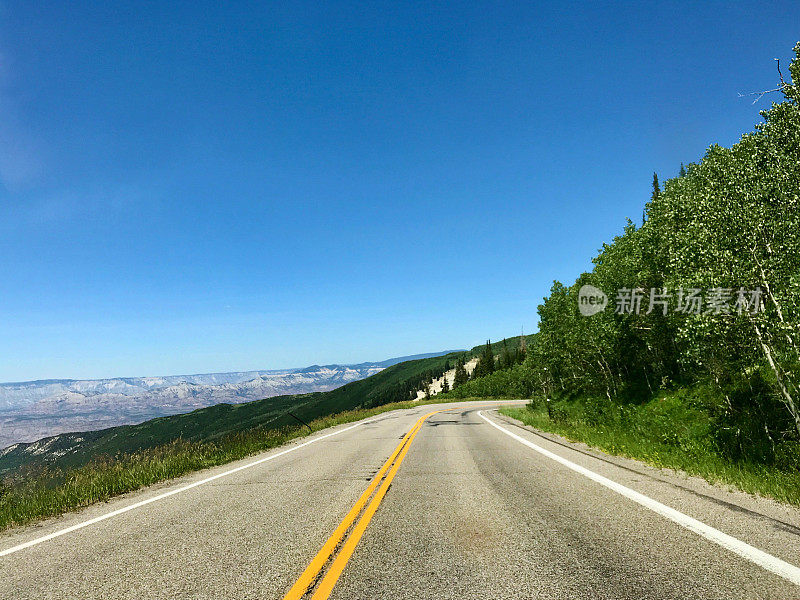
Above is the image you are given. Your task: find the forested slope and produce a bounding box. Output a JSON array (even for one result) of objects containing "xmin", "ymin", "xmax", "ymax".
[
  {"xmin": 446, "ymin": 44, "xmax": 800, "ymax": 476},
  {"xmin": 0, "ymin": 351, "xmax": 461, "ymax": 475}
]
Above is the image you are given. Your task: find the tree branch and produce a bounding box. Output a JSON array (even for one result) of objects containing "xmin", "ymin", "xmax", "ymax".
[{"xmin": 738, "ymin": 58, "xmax": 792, "ymax": 104}]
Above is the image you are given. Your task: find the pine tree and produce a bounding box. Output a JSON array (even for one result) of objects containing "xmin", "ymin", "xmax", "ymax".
[
  {"xmin": 651, "ymin": 172, "xmax": 660, "ymax": 202},
  {"xmin": 453, "ymin": 358, "xmax": 469, "ymax": 388},
  {"xmin": 500, "ymin": 339, "xmax": 514, "ymax": 370},
  {"xmin": 517, "ymin": 343, "xmax": 526, "ymax": 364},
  {"xmin": 471, "ymin": 356, "xmax": 481, "ymax": 379},
  {"xmin": 679, "ymin": 163, "xmax": 687, "ymax": 177},
  {"xmin": 441, "ymin": 375, "xmax": 449, "ymax": 393},
  {"xmin": 477, "ymin": 340, "xmax": 495, "ymax": 376},
  {"xmin": 473, "ymin": 354, "xmax": 483, "ymax": 379}
]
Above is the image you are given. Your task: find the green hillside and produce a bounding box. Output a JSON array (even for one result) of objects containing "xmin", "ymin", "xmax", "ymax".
[
  {"xmin": 0, "ymin": 338, "xmax": 537, "ymax": 530},
  {"xmin": 0, "ymin": 349, "xmax": 471, "ymax": 474},
  {"xmin": 437, "ymin": 45, "xmax": 800, "ymax": 506}
]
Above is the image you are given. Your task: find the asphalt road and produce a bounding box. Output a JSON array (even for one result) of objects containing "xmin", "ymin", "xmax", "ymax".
[{"xmin": 2, "ymin": 400, "xmax": 799, "ymax": 599}]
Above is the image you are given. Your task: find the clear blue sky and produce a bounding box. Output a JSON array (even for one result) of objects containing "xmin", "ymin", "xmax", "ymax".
[{"xmin": 1, "ymin": 2, "xmax": 798, "ymax": 382}]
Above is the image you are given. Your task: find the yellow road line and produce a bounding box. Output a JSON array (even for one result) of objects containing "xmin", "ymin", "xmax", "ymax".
[
  {"xmin": 309, "ymin": 410, "xmax": 434, "ymax": 600},
  {"xmin": 283, "ymin": 404, "xmax": 506, "ymax": 600},
  {"xmin": 281, "ymin": 410, "xmax": 437, "ymax": 600}
]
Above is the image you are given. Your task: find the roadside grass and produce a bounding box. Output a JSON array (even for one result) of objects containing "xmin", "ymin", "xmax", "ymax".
[
  {"xmin": 498, "ymin": 392, "xmax": 800, "ymax": 506},
  {"xmin": 0, "ymin": 396, "xmax": 480, "ymax": 532}
]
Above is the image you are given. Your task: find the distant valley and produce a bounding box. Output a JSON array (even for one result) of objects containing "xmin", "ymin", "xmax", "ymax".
[{"xmin": 0, "ymin": 352, "xmax": 456, "ymax": 449}]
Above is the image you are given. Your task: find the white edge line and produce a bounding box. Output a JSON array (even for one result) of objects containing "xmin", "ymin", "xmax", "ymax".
[
  {"xmin": 477, "ymin": 410, "xmax": 800, "ymax": 588},
  {"xmin": 0, "ymin": 418, "xmax": 377, "ymax": 558}
]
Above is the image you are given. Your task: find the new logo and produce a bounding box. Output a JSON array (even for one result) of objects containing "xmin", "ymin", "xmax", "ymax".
[{"xmin": 578, "ymin": 285, "xmax": 608, "ymax": 316}]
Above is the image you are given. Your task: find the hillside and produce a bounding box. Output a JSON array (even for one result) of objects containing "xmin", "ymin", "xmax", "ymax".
[
  {"xmin": 0, "ymin": 351, "xmax": 462, "ymax": 450},
  {"xmin": 0, "ymin": 365, "xmax": 383, "ymax": 450},
  {"xmin": 436, "ymin": 48, "xmax": 800, "ymax": 505},
  {"xmin": 0, "ymin": 348, "xmax": 470, "ymax": 475}
]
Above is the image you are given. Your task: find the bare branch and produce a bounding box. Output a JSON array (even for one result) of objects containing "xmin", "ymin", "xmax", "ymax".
[
  {"xmin": 738, "ymin": 87, "xmax": 784, "ymax": 104},
  {"xmin": 738, "ymin": 58, "xmax": 792, "ymax": 104},
  {"xmin": 776, "ymin": 57, "xmax": 787, "ymax": 87}
]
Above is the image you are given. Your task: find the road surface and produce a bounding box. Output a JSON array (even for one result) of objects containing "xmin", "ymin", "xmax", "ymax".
[{"xmin": 1, "ymin": 400, "xmax": 799, "ymax": 599}]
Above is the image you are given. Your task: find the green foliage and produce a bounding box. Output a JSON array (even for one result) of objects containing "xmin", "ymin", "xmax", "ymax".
[
  {"xmin": 0, "ymin": 394, "xmax": 478, "ymax": 531},
  {"xmin": 497, "ymin": 338, "xmax": 522, "ymax": 370},
  {"xmin": 501, "ymin": 387, "xmax": 800, "ymax": 506},
  {"xmin": 472, "ymin": 340, "xmax": 496, "ymax": 379},
  {"xmin": 1, "ymin": 338, "xmax": 535, "ymax": 477},
  {"xmin": 514, "ymin": 43, "xmax": 800, "ymax": 449},
  {"xmin": 0, "ymin": 351, "xmax": 464, "ymax": 475},
  {"xmin": 709, "ymin": 368, "xmax": 794, "ymax": 464},
  {"xmin": 450, "ymin": 44, "xmax": 800, "ymax": 496},
  {"xmin": 444, "ymin": 363, "xmax": 536, "ymax": 399},
  {"xmin": 452, "ymin": 358, "xmax": 469, "ymax": 388},
  {"xmin": 651, "ymin": 172, "xmax": 660, "ymax": 202}
]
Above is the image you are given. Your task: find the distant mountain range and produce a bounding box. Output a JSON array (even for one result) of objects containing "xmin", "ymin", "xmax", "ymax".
[{"xmin": 0, "ymin": 351, "xmax": 459, "ymax": 449}]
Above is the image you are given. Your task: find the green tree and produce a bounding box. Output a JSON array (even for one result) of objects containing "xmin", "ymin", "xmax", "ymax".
[
  {"xmin": 651, "ymin": 172, "xmax": 660, "ymax": 201},
  {"xmin": 476, "ymin": 340, "xmax": 495, "ymax": 377},
  {"xmin": 448, "ymin": 42, "xmax": 800, "ymax": 447},
  {"xmin": 453, "ymin": 358, "xmax": 469, "ymax": 388},
  {"xmin": 499, "ymin": 339, "xmax": 515, "ymax": 370}
]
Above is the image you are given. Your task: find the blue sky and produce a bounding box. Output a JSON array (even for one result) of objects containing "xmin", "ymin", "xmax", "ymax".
[{"xmin": 1, "ymin": 2, "xmax": 798, "ymax": 382}]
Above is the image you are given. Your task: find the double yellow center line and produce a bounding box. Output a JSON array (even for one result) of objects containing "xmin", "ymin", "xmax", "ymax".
[{"xmin": 281, "ymin": 409, "xmax": 442, "ymax": 600}]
